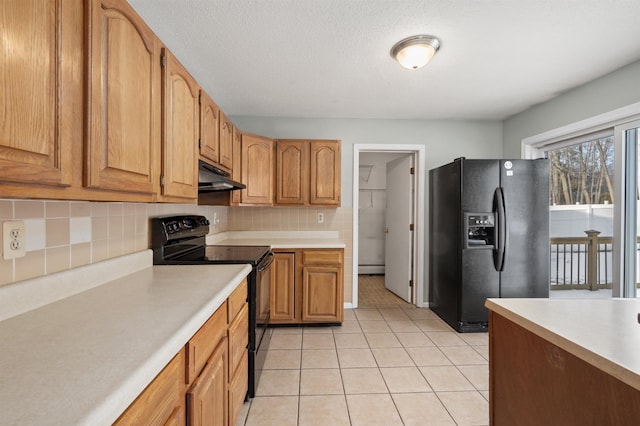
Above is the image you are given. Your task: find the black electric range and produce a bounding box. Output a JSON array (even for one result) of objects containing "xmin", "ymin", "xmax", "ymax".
[{"xmin": 151, "ymin": 215, "xmax": 273, "ymax": 399}]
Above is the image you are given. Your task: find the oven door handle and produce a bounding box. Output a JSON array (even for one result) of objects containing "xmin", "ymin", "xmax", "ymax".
[{"xmin": 257, "ymin": 252, "xmax": 274, "ymax": 272}]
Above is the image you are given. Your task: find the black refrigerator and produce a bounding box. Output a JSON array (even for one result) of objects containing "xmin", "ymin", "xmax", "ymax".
[{"xmin": 429, "ymin": 158, "xmax": 549, "ymax": 332}]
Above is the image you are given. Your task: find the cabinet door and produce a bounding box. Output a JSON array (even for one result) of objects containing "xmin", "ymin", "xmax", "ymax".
[
  {"xmin": 301, "ymin": 265, "xmax": 343, "ymax": 323},
  {"xmin": 199, "ymin": 90, "xmax": 220, "ymax": 166},
  {"xmin": 219, "ymin": 113, "xmax": 234, "ymax": 172},
  {"xmin": 230, "ymin": 126, "xmax": 243, "ymax": 205},
  {"xmin": 187, "ymin": 338, "xmax": 228, "ymax": 426},
  {"xmin": 161, "ymin": 48, "xmax": 199, "ymax": 200},
  {"xmin": 114, "ymin": 350, "xmax": 186, "ymax": 426},
  {"xmin": 0, "ymin": 0, "xmax": 81, "ymax": 187},
  {"xmin": 86, "ymin": 0, "xmax": 159, "ymax": 195},
  {"xmin": 310, "ymin": 140, "xmax": 341, "ymax": 206},
  {"xmin": 241, "ymin": 133, "xmax": 273, "ymax": 205},
  {"xmin": 270, "ymin": 252, "xmax": 296, "ymax": 323},
  {"xmin": 228, "ymin": 354, "xmax": 248, "ymax": 426},
  {"xmin": 275, "ymin": 140, "xmax": 309, "ymax": 205}
]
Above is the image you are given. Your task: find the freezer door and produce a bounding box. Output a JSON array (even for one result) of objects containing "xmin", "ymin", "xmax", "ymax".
[
  {"xmin": 499, "ymin": 159, "xmax": 550, "ymax": 298},
  {"xmin": 460, "ymin": 160, "xmax": 501, "ymax": 326},
  {"xmin": 429, "ymin": 161, "xmax": 462, "ymax": 329}
]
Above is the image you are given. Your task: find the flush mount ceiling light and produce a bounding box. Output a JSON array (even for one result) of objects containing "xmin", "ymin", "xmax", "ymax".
[{"xmin": 390, "ymin": 35, "xmax": 441, "ymax": 70}]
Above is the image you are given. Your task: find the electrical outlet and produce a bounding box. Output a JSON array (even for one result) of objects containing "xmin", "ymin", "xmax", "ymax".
[
  {"xmin": 3, "ymin": 220, "xmax": 26, "ymax": 260},
  {"xmin": 317, "ymin": 212, "xmax": 324, "ymax": 224}
]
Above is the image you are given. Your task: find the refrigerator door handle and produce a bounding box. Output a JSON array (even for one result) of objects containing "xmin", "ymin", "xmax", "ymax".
[{"xmin": 494, "ymin": 187, "xmax": 507, "ymax": 271}]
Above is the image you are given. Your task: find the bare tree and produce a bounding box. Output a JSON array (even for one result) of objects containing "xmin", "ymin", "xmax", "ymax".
[
  {"xmin": 546, "ymin": 137, "xmax": 614, "ymax": 205},
  {"xmin": 595, "ymin": 139, "xmax": 614, "ymax": 203}
]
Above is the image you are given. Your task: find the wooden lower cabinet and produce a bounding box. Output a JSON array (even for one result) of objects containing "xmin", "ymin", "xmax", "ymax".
[
  {"xmin": 270, "ymin": 249, "xmax": 343, "ymax": 324},
  {"xmin": 228, "ymin": 346, "xmax": 249, "ymax": 424},
  {"xmin": 227, "ymin": 282, "xmax": 249, "ymax": 424},
  {"xmin": 113, "ymin": 350, "xmax": 186, "ymax": 425},
  {"xmin": 270, "ymin": 251, "xmax": 297, "ymax": 323},
  {"xmin": 301, "ymin": 265, "xmax": 343, "ymax": 322},
  {"xmin": 489, "ymin": 311, "xmax": 640, "ymax": 425},
  {"xmin": 115, "ymin": 279, "xmax": 249, "ymax": 426},
  {"xmin": 187, "ymin": 338, "xmax": 228, "ymax": 426}
]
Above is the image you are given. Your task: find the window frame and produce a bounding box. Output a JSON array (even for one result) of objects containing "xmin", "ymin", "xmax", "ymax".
[{"xmin": 521, "ymin": 101, "xmax": 640, "ymax": 298}]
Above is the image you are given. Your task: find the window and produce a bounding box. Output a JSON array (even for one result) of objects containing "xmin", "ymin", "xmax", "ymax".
[
  {"xmin": 522, "ymin": 102, "xmax": 640, "ymax": 299},
  {"xmin": 544, "ymin": 134, "xmax": 615, "ymax": 296}
]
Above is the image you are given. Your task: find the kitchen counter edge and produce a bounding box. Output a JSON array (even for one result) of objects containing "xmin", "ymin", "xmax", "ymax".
[
  {"xmin": 0, "ymin": 262, "xmax": 252, "ymax": 426},
  {"xmin": 485, "ymin": 297, "xmax": 640, "ymax": 391}
]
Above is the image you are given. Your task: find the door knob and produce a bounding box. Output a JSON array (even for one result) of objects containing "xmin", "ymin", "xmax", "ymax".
[{"xmin": 384, "ymin": 228, "xmax": 389, "ymax": 234}]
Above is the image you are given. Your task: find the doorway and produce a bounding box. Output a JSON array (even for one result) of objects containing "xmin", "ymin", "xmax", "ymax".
[{"xmin": 352, "ymin": 144, "xmax": 426, "ymax": 308}]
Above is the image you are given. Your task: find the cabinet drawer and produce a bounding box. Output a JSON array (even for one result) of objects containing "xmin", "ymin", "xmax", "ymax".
[
  {"xmin": 228, "ymin": 353, "xmax": 248, "ymax": 425},
  {"xmin": 186, "ymin": 303, "xmax": 227, "ymax": 384},
  {"xmin": 301, "ymin": 250, "xmax": 343, "ymax": 265},
  {"xmin": 228, "ymin": 303, "xmax": 249, "ymax": 376},
  {"xmin": 228, "ymin": 279, "xmax": 247, "ymax": 322},
  {"xmin": 114, "ymin": 349, "xmax": 186, "ymax": 425}
]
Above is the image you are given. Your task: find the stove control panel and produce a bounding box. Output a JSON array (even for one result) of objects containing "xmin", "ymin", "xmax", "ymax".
[{"xmin": 151, "ymin": 215, "xmax": 210, "ymax": 244}]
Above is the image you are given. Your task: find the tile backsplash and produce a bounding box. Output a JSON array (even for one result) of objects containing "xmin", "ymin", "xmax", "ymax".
[
  {"xmin": 0, "ymin": 199, "xmax": 352, "ymax": 291},
  {"xmin": 0, "ymin": 199, "xmax": 227, "ymax": 285},
  {"xmin": 228, "ymin": 206, "xmax": 354, "ymax": 303}
]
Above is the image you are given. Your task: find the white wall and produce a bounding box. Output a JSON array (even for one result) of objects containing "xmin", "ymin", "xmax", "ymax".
[{"xmin": 503, "ymin": 60, "xmax": 640, "ymax": 158}]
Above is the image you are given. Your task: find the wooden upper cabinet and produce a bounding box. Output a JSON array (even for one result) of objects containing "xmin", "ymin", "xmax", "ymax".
[
  {"xmin": 0, "ymin": 0, "xmax": 82, "ymax": 187},
  {"xmin": 230, "ymin": 126, "xmax": 242, "ymax": 205},
  {"xmin": 161, "ymin": 48, "xmax": 199, "ymax": 201},
  {"xmin": 310, "ymin": 140, "xmax": 341, "ymax": 206},
  {"xmin": 199, "ymin": 90, "xmax": 221, "ymax": 166},
  {"xmin": 275, "ymin": 140, "xmax": 309, "ymax": 205},
  {"xmin": 86, "ymin": 0, "xmax": 159, "ymax": 195},
  {"xmin": 241, "ymin": 133, "xmax": 273, "ymax": 205},
  {"xmin": 275, "ymin": 140, "xmax": 341, "ymax": 207},
  {"xmin": 219, "ymin": 113, "xmax": 234, "ymax": 172}
]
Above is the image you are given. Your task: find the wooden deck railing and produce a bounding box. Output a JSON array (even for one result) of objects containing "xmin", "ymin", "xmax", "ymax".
[{"xmin": 550, "ymin": 230, "xmax": 614, "ymax": 291}]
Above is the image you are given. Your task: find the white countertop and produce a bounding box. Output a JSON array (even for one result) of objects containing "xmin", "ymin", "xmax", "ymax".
[
  {"xmin": 0, "ymin": 263, "xmax": 252, "ymax": 426},
  {"xmin": 485, "ymin": 298, "xmax": 640, "ymax": 390},
  {"xmin": 207, "ymin": 230, "xmax": 346, "ymax": 249}
]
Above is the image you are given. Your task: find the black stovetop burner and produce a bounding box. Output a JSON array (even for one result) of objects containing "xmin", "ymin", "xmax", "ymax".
[{"xmin": 204, "ymin": 245, "xmax": 271, "ymax": 264}]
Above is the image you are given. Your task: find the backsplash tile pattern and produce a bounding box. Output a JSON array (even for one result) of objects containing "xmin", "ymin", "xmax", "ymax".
[
  {"xmin": 228, "ymin": 206, "xmax": 354, "ymax": 303},
  {"xmin": 0, "ymin": 199, "xmax": 228, "ymax": 286},
  {"xmin": 0, "ymin": 199, "xmax": 351, "ymax": 299}
]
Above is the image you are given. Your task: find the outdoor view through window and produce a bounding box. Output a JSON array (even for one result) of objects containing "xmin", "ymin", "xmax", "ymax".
[{"xmin": 545, "ymin": 136, "xmax": 615, "ymax": 298}]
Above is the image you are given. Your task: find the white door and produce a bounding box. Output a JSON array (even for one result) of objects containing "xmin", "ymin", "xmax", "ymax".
[{"xmin": 384, "ymin": 155, "xmax": 414, "ymax": 303}]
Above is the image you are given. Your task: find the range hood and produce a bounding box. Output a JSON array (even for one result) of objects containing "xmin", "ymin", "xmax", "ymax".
[{"xmin": 198, "ymin": 160, "xmax": 245, "ymax": 192}]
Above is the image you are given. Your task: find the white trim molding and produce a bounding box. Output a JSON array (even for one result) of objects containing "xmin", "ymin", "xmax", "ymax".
[
  {"xmin": 521, "ymin": 102, "xmax": 640, "ymax": 299},
  {"xmin": 352, "ymin": 144, "xmax": 427, "ymax": 309},
  {"xmin": 521, "ymin": 101, "xmax": 640, "ymax": 159}
]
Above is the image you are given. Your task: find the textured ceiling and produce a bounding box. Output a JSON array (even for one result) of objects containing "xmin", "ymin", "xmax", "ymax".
[{"xmin": 127, "ymin": 0, "xmax": 640, "ymax": 120}]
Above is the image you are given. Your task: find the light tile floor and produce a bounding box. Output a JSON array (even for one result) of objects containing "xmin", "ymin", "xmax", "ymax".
[{"xmin": 238, "ymin": 307, "xmax": 489, "ymax": 425}]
